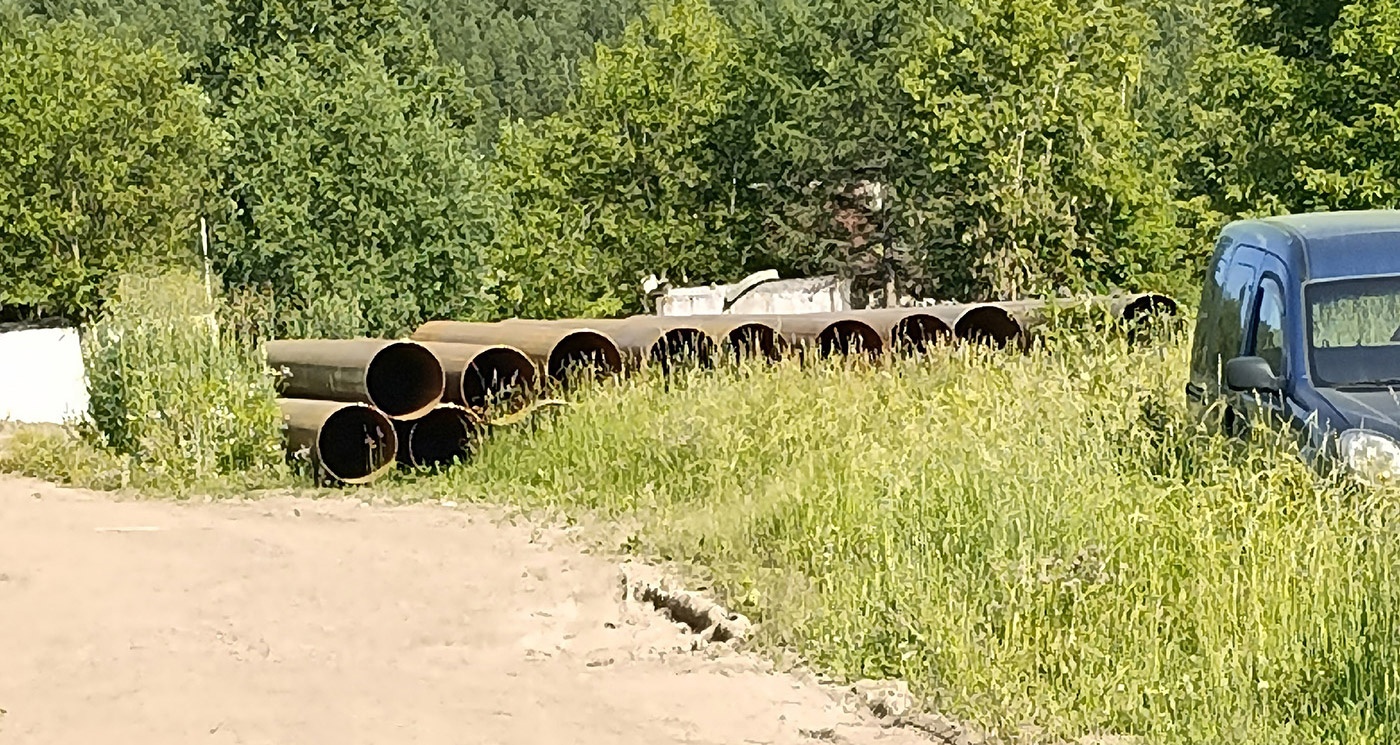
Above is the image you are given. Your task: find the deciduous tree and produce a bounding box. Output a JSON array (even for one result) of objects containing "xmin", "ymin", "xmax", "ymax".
[{"xmin": 0, "ymin": 19, "xmax": 225, "ymax": 320}]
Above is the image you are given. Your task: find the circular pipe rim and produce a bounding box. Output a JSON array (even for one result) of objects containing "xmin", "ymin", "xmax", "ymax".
[
  {"xmin": 817, "ymin": 320, "xmax": 885, "ymax": 357},
  {"xmin": 460, "ymin": 346, "xmax": 538, "ymax": 413},
  {"xmin": 651, "ymin": 328, "xmax": 718, "ymax": 372},
  {"xmin": 366, "ymin": 341, "xmax": 446, "ymax": 421},
  {"xmin": 954, "ymin": 306, "xmax": 1023, "ymax": 347},
  {"xmin": 891, "ymin": 314, "xmax": 953, "ymax": 353},
  {"xmin": 546, "ymin": 330, "xmax": 624, "ymax": 382},
  {"xmin": 401, "ymin": 405, "xmax": 478, "ymax": 469},
  {"xmin": 723, "ymin": 323, "xmax": 783, "ymax": 363},
  {"xmin": 1120, "ymin": 294, "xmax": 1179, "ymax": 323},
  {"xmin": 317, "ymin": 403, "xmax": 398, "ymax": 485}
]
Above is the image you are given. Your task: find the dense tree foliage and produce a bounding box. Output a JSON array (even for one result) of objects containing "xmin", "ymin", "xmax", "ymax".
[
  {"xmin": 899, "ymin": 0, "xmax": 1189, "ymax": 298},
  {"xmin": 6, "ymin": 0, "xmax": 1400, "ymax": 329},
  {"xmin": 0, "ymin": 18, "xmax": 224, "ymax": 320},
  {"xmin": 211, "ymin": 0, "xmax": 499, "ymax": 337},
  {"xmin": 487, "ymin": 0, "xmax": 747, "ymax": 319},
  {"xmin": 403, "ymin": 0, "xmax": 640, "ymax": 145},
  {"xmin": 724, "ymin": 0, "xmax": 928, "ymax": 302},
  {"xmin": 24, "ymin": 0, "xmax": 231, "ymax": 56}
]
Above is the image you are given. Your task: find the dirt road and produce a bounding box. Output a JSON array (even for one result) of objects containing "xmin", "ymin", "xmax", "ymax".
[{"xmin": 0, "ymin": 475, "xmax": 937, "ymax": 745}]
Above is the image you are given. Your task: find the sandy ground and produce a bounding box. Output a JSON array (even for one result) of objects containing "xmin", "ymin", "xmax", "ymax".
[{"xmin": 0, "ymin": 475, "xmax": 944, "ymax": 745}]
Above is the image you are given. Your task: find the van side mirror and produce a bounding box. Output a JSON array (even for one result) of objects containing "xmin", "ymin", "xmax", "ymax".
[{"xmin": 1225, "ymin": 356, "xmax": 1281, "ymax": 393}]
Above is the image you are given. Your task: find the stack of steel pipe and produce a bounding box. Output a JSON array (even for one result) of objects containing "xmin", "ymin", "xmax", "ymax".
[
  {"xmin": 394, "ymin": 341, "xmax": 540, "ymax": 469},
  {"xmin": 972, "ymin": 292, "xmax": 1180, "ymax": 343},
  {"xmin": 988, "ymin": 293, "xmax": 1179, "ymax": 324},
  {"xmin": 493, "ymin": 317, "xmax": 719, "ymax": 374},
  {"xmin": 414, "ymin": 341, "xmax": 538, "ymax": 414},
  {"xmin": 773, "ymin": 312, "xmax": 886, "ymax": 359},
  {"xmin": 843, "ymin": 308, "xmax": 954, "ymax": 354},
  {"xmin": 416, "ymin": 315, "xmax": 791, "ymax": 371},
  {"xmin": 265, "ymin": 339, "xmax": 439, "ymax": 485},
  {"xmin": 607, "ymin": 305, "xmax": 1019, "ymax": 359},
  {"xmin": 396, "ymin": 293, "xmax": 1176, "ymax": 388},
  {"xmin": 678, "ymin": 315, "xmax": 786, "ymax": 364},
  {"xmin": 412, "ymin": 320, "xmax": 624, "ymax": 387},
  {"xmin": 259, "ymin": 294, "xmax": 1175, "ymax": 485},
  {"xmin": 827, "ymin": 293, "xmax": 1178, "ymax": 352},
  {"xmin": 265, "ymin": 337, "xmax": 539, "ymax": 485}
]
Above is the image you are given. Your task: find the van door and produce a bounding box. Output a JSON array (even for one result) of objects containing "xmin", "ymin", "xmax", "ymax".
[
  {"xmin": 1191, "ymin": 244, "xmax": 1260, "ymax": 432},
  {"xmin": 1187, "ymin": 237, "xmax": 1236, "ymax": 415},
  {"xmin": 1229, "ymin": 269, "xmax": 1289, "ymax": 436}
]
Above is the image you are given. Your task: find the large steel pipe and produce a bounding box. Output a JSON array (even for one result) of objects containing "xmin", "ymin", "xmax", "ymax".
[
  {"xmin": 847, "ymin": 308, "xmax": 953, "ymax": 354},
  {"xmin": 985, "ymin": 293, "xmax": 1180, "ymax": 338},
  {"xmin": 681, "ymin": 315, "xmax": 785, "ymax": 364},
  {"xmin": 767, "ymin": 313, "xmax": 885, "ymax": 358},
  {"xmin": 990, "ymin": 293, "xmax": 1178, "ymax": 322},
  {"xmin": 417, "ymin": 342, "xmax": 537, "ymax": 414},
  {"xmin": 958, "ymin": 305, "xmax": 1023, "ymax": 347},
  {"xmin": 265, "ymin": 338, "xmax": 444, "ymax": 421},
  {"xmin": 1113, "ymin": 293, "xmax": 1179, "ymax": 323},
  {"xmin": 278, "ymin": 398, "xmax": 398, "ymax": 485},
  {"xmin": 412, "ymin": 321, "xmax": 623, "ymax": 386},
  {"xmin": 918, "ymin": 304, "xmax": 1024, "ymax": 348},
  {"xmin": 496, "ymin": 317, "xmax": 717, "ymax": 374},
  {"xmin": 394, "ymin": 403, "xmax": 480, "ymax": 469}
]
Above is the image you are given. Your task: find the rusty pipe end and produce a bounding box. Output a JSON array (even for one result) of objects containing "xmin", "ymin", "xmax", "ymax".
[
  {"xmin": 367, "ymin": 341, "xmax": 446, "ymax": 420},
  {"xmin": 818, "ymin": 319, "xmax": 885, "ymax": 358},
  {"xmin": 890, "ymin": 314, "xmax": 953, "ymax": 355},
  {"xmin": 954, "ymin": 306, "xmax": 1024, "ymax": 348},
  {"xmin": 1118, "ymin": 293, "xmax": 1180, "ymax": 346},
  {"xmin": 723, "ymin": 323, "xmax": 783, "ymax": 364},
  {"xmin": 460, "ymin": 346, "xmax": 538, "ymax": 413},
  {"xmin": 1119, "ymin": 293, "xmax": 1179, "ymax": 323},
  {"xmin": 547, "ymin": 330, "xmax": 624, "ymax": 384},
  {"xmin": 280, "ymin": 400, "xmax": 398, "ymax": 486},
  {"xmin": 395, "ymin": 404, "xmax": 480, "ymax": 470},
  {"xmin": 649, "ymin": 328, "xmax": 718, "ymax": 373}
]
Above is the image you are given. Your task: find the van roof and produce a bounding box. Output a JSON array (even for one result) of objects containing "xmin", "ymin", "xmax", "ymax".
[{"xmin": 1225, "ymin": 210, "xmax": 1400, "ymax": 281}]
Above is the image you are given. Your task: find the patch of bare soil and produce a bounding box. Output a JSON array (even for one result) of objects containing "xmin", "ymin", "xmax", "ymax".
[{"xmin": 0, "ymin": 475, "xmax": 953, "ymax": 745}]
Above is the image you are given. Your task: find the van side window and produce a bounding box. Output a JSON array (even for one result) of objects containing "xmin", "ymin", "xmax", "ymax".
[
  {"xmin": 1218, "ymin": 253, "xmax": 1259, "ymax": 361},
  {"xmin": 1190, "ymin": 241, "xmax": 1234, "ymax": 381},
  {"xmin": 1252, "ymin": 277, "xmax": 1286, "ymax": 375}
]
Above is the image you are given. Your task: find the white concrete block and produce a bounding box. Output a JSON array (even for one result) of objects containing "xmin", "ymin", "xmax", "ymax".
[{"xmin": 0, "ymin": 325, "xmax": 90, "ymax": 424}]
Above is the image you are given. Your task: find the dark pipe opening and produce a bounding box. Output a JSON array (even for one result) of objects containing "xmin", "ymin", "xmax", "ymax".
[
  {"xmin": 403, "ymin": 407, "xmax": 477, "ymax": 469},
  {"xmin": 1120, "ymin": 294, "xmax": 1179, "ymax": 323},
  {"xmin": 462, "ymin": 347, "xmax": 537, "ymax": 413},
  {"xmin": 892, "ymin": 315, "xmax": 953, "ymax": 354},
  {"xmin": 650, "ymin": 329, "xmax": 716, "ymax": 373},
  {"xmin": 725, "ymin": 324, "xmax": 782, "ymax": 364},
  {"xmin": 548, "ymin": 331, "xmax": 623, "ymax": 385},
  {"xmin": 1120, "ymin": 294, "xmax": 1179, "ymax": 345},
  {"xmin": 365, "ymin": 342, "xmax": 445, "ymax": 418},
  {"xmin": 318, "ymin": 405, "xmax": 397, "ymax": 484},
  {"xmin": 817, "ymin": 321, "xmax": 885, "ymax": 357},
  {"xmin": 955, "ymin": 307, "xmax": 1022, "ymax": 348}
]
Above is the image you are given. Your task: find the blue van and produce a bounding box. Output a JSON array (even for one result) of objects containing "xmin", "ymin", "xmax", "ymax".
[{"xmin": 1186, "ymin": 210, "xmax": 1400, "ymax": 483}]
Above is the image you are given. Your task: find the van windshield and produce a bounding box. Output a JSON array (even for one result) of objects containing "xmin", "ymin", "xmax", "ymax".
[{"xmin": 1308, "ymin": 275, "xmax": 1400, "ymax": 388}]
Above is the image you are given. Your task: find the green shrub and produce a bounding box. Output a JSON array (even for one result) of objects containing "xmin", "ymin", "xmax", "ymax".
[
  {"xmin": 70, "ymin": 270, "xmax": 287, "ymax": 490},
  {"xmin": 0, "ymin": 424, "xmax": 131, "ymax": 490}
]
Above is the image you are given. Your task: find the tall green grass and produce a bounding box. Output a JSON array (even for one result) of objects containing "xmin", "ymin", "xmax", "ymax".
[
  {"xmin": 1, "ymin": 270, "xmax": 289, "ymax": 491},
  {"xmin": 386, "ymin": 326, "xmax": 1400, "ymax": 744}
]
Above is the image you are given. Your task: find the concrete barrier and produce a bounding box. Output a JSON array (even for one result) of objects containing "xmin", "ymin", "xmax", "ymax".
[{"xmin": 0, "ymin": 322, "xmax": 89, "ymax": 425}]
